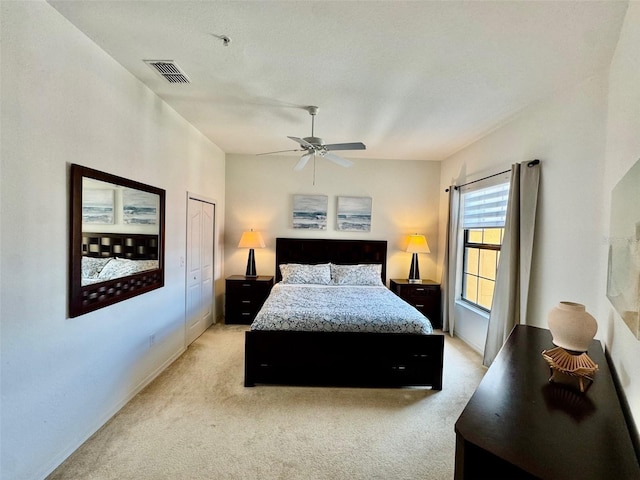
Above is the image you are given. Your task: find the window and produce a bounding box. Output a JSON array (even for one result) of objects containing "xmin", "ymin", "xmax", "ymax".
[
  {"xmin": 462, "ymin": 227, "xmax": 503, "ymax": 310},
  {"xmin": 460, "ymin": 180, "xmax": 510, "ymax": 312}
]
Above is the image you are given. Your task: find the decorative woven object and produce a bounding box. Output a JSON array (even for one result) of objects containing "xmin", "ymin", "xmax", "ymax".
[{"xmin": 542, "ymin": 346, "xmax": 598, "ymax": 393}]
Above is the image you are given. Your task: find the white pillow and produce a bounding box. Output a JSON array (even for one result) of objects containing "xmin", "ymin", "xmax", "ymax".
[
  {"xmin": 331, "ymin": 263, "xmax": 383, "ymax": 286},
  {"xmin": 98, "ymin": 258, "xmax": 159, "ymax": 280},
  {"xmin": 97, "ymin": 258, "xmax": 140, "ymax": 279},
  {"xmin": 280, "ymin": 263, "xmax": 332, "ymax": 284},
  {"xmin": 127, "ymin": 259, "xmax": 159, "ymax": 273},
  {"xmin": 81, "ymin": 256, "xmax": 112, "ymax": 279}
]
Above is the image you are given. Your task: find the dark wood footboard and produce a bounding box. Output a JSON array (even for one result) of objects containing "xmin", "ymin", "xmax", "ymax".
[{"xmin": 244, "ymin": 330, "xmax": 444, "ymax": 389}]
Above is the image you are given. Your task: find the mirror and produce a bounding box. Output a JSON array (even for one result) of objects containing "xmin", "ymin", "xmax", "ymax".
[{"xmin": 70, "ymin": 164, "xmax": 165, "ymax": 317}]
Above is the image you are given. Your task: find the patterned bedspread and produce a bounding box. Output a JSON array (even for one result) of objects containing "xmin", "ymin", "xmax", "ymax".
[{"xmin": 250, "ymin": 284, "xmax": 433, "ymax": 334}]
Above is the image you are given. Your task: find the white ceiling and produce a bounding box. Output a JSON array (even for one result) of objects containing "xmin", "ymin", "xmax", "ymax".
[{"xmin": 48, "ymin": 1, "xmax": 627, "ymax": 161}]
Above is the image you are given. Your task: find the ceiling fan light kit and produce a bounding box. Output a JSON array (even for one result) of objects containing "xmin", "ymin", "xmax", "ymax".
[{"xmin": 259, "ymin": 106, "xmax": 366, "ymax": 171}]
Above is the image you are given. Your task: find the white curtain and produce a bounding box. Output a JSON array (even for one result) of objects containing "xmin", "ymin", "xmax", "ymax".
[
  {"xmin": 483, "ymin": 161, "xmax": 541, "ymax": 367},
  {"xmin": 442, "ymin": 186, "xmax": 461, "ymax": 334}
]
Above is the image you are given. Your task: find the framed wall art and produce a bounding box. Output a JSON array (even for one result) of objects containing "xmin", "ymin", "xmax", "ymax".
[
  {"xmin": 123, "ymin": 187, "xmax": 158, "ymax": 225},
  {"xmin": 82, "ymin": 186, "xmax": 114, "ymax": 224},
  {"xmin": 336, "ymin": 196, "xmax": 372, "ymax": 232},
  {"xmin": 606, "ymin": 157, "xmax": 640, "ymax": 340},
  {"xmin": 292, "ymin": 194, "xmax": 328, "ymax": 230}
]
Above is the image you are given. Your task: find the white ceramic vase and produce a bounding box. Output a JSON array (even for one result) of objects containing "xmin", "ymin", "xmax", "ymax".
[{"xmin": 547, "ymin": 301, "xmax": 598, "ymax": 352}]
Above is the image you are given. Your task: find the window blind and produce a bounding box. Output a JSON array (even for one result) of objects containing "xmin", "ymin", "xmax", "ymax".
[{"xmin": 462, "ymin": 182, "xmax": 510, "ymax": 229}]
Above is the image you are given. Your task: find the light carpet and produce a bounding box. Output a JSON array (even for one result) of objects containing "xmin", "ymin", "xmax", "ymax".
[{"xmin": 48, "ymin": 324, "xmax": 485, "ymax": 480}]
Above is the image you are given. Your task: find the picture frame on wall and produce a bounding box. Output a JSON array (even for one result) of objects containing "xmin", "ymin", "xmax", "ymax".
[
  {"xmin": 82, "ymin": 188, "xmax": 115, "ymax": 224},
  {"xmin": 123, "ymin": 187, "xmax": 159, "ymax": 225},
  {"xmin": 336, "ymin": 196, "xmax": 372, "ymax": 232},
  {"xmin": 292, "ymin": 194, "xmax": 328, "ymax": 230},
  {"xmin": 606, "ymin": 157, "xmax": 640, "ymax": 340}
]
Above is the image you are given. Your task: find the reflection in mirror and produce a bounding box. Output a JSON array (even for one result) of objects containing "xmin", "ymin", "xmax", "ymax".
[
  {"xmin": 70, "ymin": 164, "xmax": 165, "ymax": 317},
  {"xmin": 607, "ymin": 157, "xmax": 640, "ymax": 340},
  {"xmin": 81, "ymin": 178, "xmax": 160, "ymax": 286}
]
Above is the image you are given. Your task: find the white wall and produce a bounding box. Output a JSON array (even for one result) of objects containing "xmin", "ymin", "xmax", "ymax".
[
  {"xmin": 225, "ymin": 154, "xmax": 440, "ymax": 285},
  {"xmin": 602, "ymin": 0, "xmax": 640, "ymax": 431},
  {"xmin": 438, "ymin": 2, "xmax": 640, "ymax": 434},
  {"xmin": 0, "ymin": 3, "xmax": 225, "ymax": 479},
  {"xmin": 438, "ymin": 73, "xmax": 608, "ymax": 353}
]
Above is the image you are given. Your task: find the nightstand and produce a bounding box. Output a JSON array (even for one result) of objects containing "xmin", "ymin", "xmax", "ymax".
[
  {"xmin": 390, "ymin": 279, "xmax": 442, "ymax": 329},
  {"xmin": 225, "ymin": 275, "xmax": 274, "ymax": 324}
]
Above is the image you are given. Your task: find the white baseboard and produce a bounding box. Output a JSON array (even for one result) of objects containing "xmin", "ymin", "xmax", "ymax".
[
  {"xmin": 38, "ymin": 346, "xmax": 186, "ymax": 480},
  {"xmin": 453, "ymin": 331, "xmax": 484, "ymax": 356}
]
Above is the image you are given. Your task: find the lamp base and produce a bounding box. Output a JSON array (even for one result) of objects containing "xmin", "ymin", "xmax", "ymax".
[
  {"xmin": 245, "ymin": 248, "xmax": 257, "ymax": 277},
  {"xmin": 408, "ymin": 253, "xmax": 421, "ymax": 283}
]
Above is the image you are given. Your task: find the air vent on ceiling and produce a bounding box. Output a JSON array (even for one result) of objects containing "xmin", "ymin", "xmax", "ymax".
[{"xmin": 144, "ymin": 60, "xmax": 191, "ymax": 84}]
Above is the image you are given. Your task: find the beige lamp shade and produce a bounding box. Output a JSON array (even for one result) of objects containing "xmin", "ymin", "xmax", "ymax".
[
  {"xmin": 238, "ymin": 230, "xmax": 265, "ymax": 249},
  {"xmin": 406, "ymin": 234, "xmax": 430, "ymax": 253}
]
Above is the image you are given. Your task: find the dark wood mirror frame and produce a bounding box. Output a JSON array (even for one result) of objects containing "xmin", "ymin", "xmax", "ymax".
[{"xmin": 69, "ymin": 164, "xmax": 166, "ymax": 317}]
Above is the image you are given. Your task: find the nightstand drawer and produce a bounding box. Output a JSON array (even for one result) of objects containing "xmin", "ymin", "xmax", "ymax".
[
  {"xmin": 412, "ymin": 303, "xmax": 435, "ymax": 320},
  {"xmin": 226, "ymin": 282, "xmax": 272, "ymax": 299},
  {"xmin": 225, "ymin": 296, "xmax": 264, "ymax": 316},
  {"xmin": 403, "ymin": 285, "xmax": 439, "ymax": 300},
  {"xmin": 226, "ymin": 304, "xmax": 260, "ymax": 322}
]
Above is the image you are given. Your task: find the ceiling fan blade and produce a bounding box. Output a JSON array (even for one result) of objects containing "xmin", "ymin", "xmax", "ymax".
[
  {"xmin": 288, "ymin": 136, "xmax": 315, "ymax": 149},
  {"xmin": 256, "ymin": 148, "xmax": 303, "ymax": 156},
  {"xmin": 324, "ymin": 142, "xmax": 366, "ymax": 151},
  {"xmin": 293, "ymin": 153, "xmax": 313, "ymax": 171},
  {"xmin": 323, "ymin": 151, "xmax": 353, "ymax": 168}
]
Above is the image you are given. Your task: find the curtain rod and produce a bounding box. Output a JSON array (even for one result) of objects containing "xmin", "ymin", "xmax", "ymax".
[{"xmin": 445, "ymin": 159, "xmax": 539, "ymax": 192}]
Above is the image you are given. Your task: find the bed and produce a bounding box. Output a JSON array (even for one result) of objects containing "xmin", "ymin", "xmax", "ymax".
[
  {"xmin": 82, "ymin": 257, "xmax": 159, "ymax": 285},
  {"xmin": 74, "ymin": 232, "xmax": 162, "ymax": 311},
  {"xmin": 80, "ymin": 232, "xmax": 159, "ymax": 284},
  {"xmin": 244, "ymin": 238, "xmax": 444, "ymax": 389}
]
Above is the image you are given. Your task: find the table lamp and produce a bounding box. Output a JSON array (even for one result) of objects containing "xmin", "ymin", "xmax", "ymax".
[
  {"xmin": 238, "ymin": 229, "xmax": 265, "ymax": 277},
  {"xmin": 406, "ymin": 234, "xmax": 430, "ymax": 283}
]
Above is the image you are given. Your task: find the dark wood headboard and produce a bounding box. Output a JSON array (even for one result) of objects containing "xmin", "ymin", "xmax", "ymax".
[
  {"xmin": 82, "ymin": 232, "xmax": 159, "ymax": 260},
  {"xmin": 275, "ymin": 238, "xmax": 387, "ymax": 283}
]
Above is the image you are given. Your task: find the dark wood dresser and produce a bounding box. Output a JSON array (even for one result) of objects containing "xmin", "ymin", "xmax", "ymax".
[
  {"xmin": 454, "ymin": 325, "xmax": 640, "ymax": 479},
  {"xmin": 389, "ymin": 279, "xmax": 442, "ymax": 329},
  {"xmin": 225, "ymin": 275, "xmax": 273, "ymax": 324}
]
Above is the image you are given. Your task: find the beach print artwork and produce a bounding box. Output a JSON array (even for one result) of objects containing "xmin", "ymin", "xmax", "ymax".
[
  {"xmin": 292, "ymin": 195, "xmax": 328, "ymax": 230},
  {"xmin": 82, "ymin": 188, "xmax": 114, "ymax": 224},
  {"xmin": 123, "ymin": 188, "xmax": 158, "ymax": 225},
  {"xmin": 337, "ymin": 196, "xmax": 372, "ymax": 232}
]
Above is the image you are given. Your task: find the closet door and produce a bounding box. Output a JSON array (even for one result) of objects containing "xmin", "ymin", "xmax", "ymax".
[{"xmin": 186, "ymin": 197, "xmax": 215, "ymax": 345}]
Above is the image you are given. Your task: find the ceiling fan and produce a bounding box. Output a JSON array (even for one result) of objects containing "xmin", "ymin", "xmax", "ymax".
[{"xmin": 258, "ymin": 106, "xmax": 366, "ymax": 171}]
